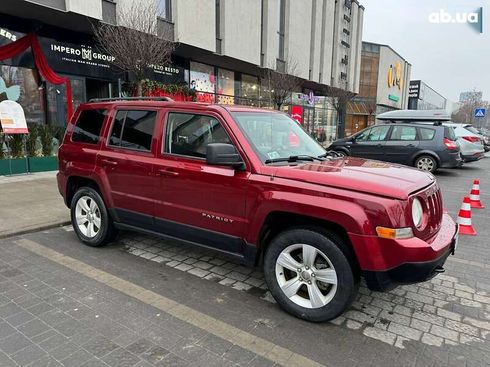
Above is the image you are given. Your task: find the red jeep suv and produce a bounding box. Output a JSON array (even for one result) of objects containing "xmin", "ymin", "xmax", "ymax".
[{"xmin": 57, "ymin": 98, "xmax": 458, "ymax": 322}]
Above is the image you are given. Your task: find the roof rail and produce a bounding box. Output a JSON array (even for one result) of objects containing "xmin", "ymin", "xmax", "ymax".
[
  {"xmin": 380, "ymin": 120, "xmax": 442, "ymax": 126},
  {"xmin": 88, "ymin": 96, "xmax": 174, "ymax": 103}
]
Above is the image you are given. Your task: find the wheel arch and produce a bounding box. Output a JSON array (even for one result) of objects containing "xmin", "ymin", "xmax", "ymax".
[
  {"xmin": 66, "ymin": 176, "xmax": 103, "ymax": 208},
  {"xmin": 255, "ymin": 211, "xmax": 360, "ymax": 274}
]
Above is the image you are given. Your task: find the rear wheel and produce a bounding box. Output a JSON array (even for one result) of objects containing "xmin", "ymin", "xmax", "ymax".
[
  {"xmin": 334, "ymin": 150, "xmax": 348, "ymax": 157},
  {"xmin": 263, "ymin": 228, "xmax": 358, "ymax": 322},
  {"xmin": 415, "ymin": 155, "xmax": 437, "ymax": 173},
  {"xmin": 71, "ymin": 187, "xmax": 117, "ymax": 247}
]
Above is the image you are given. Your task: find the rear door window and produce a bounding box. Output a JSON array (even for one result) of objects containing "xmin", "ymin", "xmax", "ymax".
[
  {"xmin": 72, "ymin": 109, "xmax": 107, "ymax": 144},
  {"xmin": 418, "ymin": 128, "xmax": 435, "ymax": 140},
  {"xmin": 108, "ymin": 110, "xmax": 157, "ymax": 151},
  {"xmin": 389, "ymin": 126, "xmax": 417, "ymax": 141}
]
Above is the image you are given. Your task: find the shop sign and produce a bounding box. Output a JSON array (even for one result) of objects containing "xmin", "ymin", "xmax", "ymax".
[
  {"xmin": 41, "ymin": 38, "xmax": 119, "ymax": 79},
  {"xmin": 409, "ymin": 81, "xmax": 420, "ymax": 98},
  {"xmin": 0, "ymin": 100, "xmax": 28, "ymax": 134},
  {"xmin": 147, "ymin": 63, "xmax": 186, "ymax": 84},
  {"xmin": 388, "ymin": 94, "xmax": 400, "ymax": 102},
  {"xmin": 298, "ymin": 92, "xmax": 320, "ymax": 106}
]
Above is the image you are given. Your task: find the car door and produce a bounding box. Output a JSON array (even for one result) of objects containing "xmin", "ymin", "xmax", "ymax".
[
  {"xmin": 349, "ymin": 125, "xmax": 391, "ymax": 160},
  {"xmin": 153, "ymin": 110, "xmax": 249, "ymax": 256},
  {"xmin": 383, "ymin": 125, "xmax": 420, "ymax": 164},
  {"xmin": 96, "ymin": 108, "xmax": 158, "ymax": 227}
]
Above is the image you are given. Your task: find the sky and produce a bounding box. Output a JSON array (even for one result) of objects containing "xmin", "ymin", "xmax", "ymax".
[{"xmin": 360, "ymin": 0, "xmax": 488, "ymax": 104}]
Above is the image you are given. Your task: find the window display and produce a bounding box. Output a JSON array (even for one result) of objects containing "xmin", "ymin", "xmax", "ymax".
[
  {"xmin": 217, "ymin": 68, "xmax": 234, "ymax": 105},
  {"xmin": 190, "ymin": 61, "xmax": 215, "ymax": 103}
]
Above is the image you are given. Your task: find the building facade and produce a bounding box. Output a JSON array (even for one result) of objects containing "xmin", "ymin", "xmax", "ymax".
[
  {"xmin": 0, "ymin": 0, "xmax": 364, "ymax": 145},
  {"xmin": 408, "ymin": 80, "xmax": 447, "ymax": 110},
  {"xmin": 345, "ymin": 41, "xmax": 411, "ymax": 137}
]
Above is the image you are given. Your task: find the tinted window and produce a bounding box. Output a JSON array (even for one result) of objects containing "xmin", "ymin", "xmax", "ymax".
[
  {"xmin": 166, "ymin": 113, "xmax": 231, "ymax": 158},
  {"xmin": 109, "ymin": 110, "xmax": 156, "ymax": 151},
  {"xmin": 367, "ymin": 126, "xmax": 390, "ymax": 141},
  {"xmin": 390, "ymin": 126, "xmax": 417, "ymax": 141},
  {"xmin": 444, "ymin": 126, "xmax": 456, "ymax": 141},
  {"xmin": 419, "ymin": 128, "xmax": 435, "ymax": 140},
  {"xmin": 109, "ymin": 111, "xmax": 125, "ymax": 146},
  {"xmin": 72, "ymin": 109, "xmax": 106, "ymax": 144}
]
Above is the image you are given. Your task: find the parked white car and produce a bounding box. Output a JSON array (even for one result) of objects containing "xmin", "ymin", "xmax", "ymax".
[{"xmin": 443, "ymin": 123, "xmax": 485, "ymax": 162}]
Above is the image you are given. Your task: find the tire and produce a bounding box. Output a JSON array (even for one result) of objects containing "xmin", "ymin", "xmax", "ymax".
[
  {"xmin": 263, "ymin": 228, "xmax": 359, "ymax": 322},
  {"xmin": 414, "ymin": 155, "xmax": 438, "ymax": 173},
  {"xmin": 70, "ymin": 186, "xmax": 117, "ymax": 247}
]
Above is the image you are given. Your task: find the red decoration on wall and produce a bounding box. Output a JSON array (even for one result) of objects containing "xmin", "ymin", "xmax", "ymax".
[
  {"xmin": 0, "ymin": 32, "xmax": 73, "ymax": 121},
  {"xmin": 291, "ymin": 105, "xmax": 303, "ymax": 124}
]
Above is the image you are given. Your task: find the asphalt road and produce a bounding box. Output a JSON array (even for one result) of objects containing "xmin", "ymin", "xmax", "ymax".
[{"xmin": 0, "ymin": 156, "xmax": 489, "ymax": 367}]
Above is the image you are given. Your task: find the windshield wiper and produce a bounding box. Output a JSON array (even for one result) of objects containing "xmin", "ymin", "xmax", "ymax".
[{"xmin": 264, "ymin": 155, "xmax": 325, "ymax": 164}]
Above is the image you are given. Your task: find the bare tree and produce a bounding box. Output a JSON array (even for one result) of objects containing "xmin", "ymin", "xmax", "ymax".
[
  {"xmin": 93, "ymin": 1, "xmax": 175, "ymax": 95},
  {"xmin": 262, "ymin": 60, "xmax": 302, "ymax": 110},
  {"xmin": 365, "ymin": 98, "xmax": 378, "ymax": 126},
  {"xmin": 452, "ymin": 89, "xmax": 489, "ymax": 129},
  {"xmin": 324, "ymin": 85, "xmax": 356, "ymax": 138}
]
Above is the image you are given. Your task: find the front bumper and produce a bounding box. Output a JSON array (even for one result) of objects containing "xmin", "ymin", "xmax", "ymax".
[{"xmin": 349, "ymin": 213, "xmax": 458, "ymax": 291}]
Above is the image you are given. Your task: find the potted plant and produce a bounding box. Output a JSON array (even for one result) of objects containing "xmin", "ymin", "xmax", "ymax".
[{"xmin": 3, "ymin": 134, "xmax": 28, "ymax": 174}]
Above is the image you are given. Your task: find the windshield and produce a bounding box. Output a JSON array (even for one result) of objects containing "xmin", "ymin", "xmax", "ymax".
[
  {"xmin": 231, "ymin": 112, "xmax": 326, "ymax": 163},
  {"xmin": 465, "ymin": 126, "xmax": 480, "ymax": 135}
]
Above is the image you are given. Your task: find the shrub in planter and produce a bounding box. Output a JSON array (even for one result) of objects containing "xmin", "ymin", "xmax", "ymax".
[
  {"xmin": 26, "ymin": 124, "xmax": 39, "ymax": 157},
  {"xmin": 9, "ymin": 134, "xmax": 24, "ymax": 158},
  {"xmin": 0, "ymin": 134, "xmax": 5, "ymax": 160},
  {"xmin": 39, "ymin": 124, "xmax": 54, "ymax": 157}
]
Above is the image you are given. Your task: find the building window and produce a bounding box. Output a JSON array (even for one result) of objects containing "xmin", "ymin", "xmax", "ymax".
[
  {"xmin": 278, "ymin": 0, "xmax": 286, "ymax": 61},
  {"xmin": 157, "ymin": 0, "xmax": 172, "ymax": 20},
  {"xmin": 190, "ymin": 61, "xmax": 216, "ymax": 104},
  {"xmin": 240, "ymin": 74, "xmax": 259, "ymax": 106},
  {"xmin": 217, "ymin": 68, "xmax": 234, "ymax": 104}
]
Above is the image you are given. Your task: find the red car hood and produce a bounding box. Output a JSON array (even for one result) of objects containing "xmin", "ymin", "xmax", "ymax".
[{"xmin": 270, "ymin": 157, "xmax": 435, "ymax": 199}]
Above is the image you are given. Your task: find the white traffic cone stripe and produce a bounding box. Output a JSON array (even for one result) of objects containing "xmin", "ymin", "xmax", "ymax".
[
  {"xmin": 470, "ymin": 194, "xmax": 479, "ymax": 200},
  {"xmin": 457, "ymin": 217, "xmax": 472, "ymax": 225},
  {"xmin": 461, "ymin": 202, "xmax": 471, "ymax": 211}
]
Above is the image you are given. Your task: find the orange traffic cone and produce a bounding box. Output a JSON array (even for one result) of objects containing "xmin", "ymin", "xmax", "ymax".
[
  {"xmin": 470, "ymin": 179, "xmax": 485, "ymax": 209},
  {"xmin": 457, "ymin": 197, "xmax": 477, "ymax": 236}
]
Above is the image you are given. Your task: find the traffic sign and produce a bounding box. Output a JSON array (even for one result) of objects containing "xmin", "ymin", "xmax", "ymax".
[{"xmin": 474, "ymin": 108, "xmax": 486, "ymax": 118}]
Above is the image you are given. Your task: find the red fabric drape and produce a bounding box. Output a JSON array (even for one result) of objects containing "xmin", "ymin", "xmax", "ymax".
[{"xmin": 0, "ymin": 33, "xmax": 73, "ymax": 120}]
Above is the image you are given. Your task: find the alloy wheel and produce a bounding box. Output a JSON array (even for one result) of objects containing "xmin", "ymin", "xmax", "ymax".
[
  {"xmin": 275, "ymin": 244, "xmax": 338, "ymax": 309},
  {"xmin": 75, "ymin": 196, "xmax": 102, "ymax": 238},
  {"xmin": 416, "ymin": 157, "xmax": 435, "ymax": 171}
]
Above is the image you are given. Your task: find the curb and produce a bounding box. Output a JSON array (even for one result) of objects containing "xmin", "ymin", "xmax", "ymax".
[{"xmin": 0, "ymin": 221, "xmax": 71, "ymax": 240}]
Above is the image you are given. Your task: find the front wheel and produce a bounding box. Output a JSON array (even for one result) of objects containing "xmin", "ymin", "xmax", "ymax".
[
  {"xmin": 71, "ymin": 187, "xmax": 117, "ymax": 247},
  {"xmin": 415, "ymin": 155, "xmax": 438, "ymax": 173},
  {"xmin": 263, "ymin": 228, "xmax": 358, "ymax": 322}
]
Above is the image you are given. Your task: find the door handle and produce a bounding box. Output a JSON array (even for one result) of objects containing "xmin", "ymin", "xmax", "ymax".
[
  {"xmin": 101, "ymin": 158, "xmax": 118, "ymax": 167},
  {"xmin": 407, "ymin": 144, "xmax": 415, "ymax": 147},
  {"xmin": 156, "ymin": 168, "xmax": 179, "ymax": 177}
]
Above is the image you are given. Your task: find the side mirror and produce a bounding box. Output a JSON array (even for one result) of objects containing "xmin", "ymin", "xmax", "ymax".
[{"xmin": 206, "ymin": 143, "xmax": 245, "ymax": 170}]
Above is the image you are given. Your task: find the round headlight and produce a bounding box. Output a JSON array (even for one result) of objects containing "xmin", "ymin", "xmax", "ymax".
[{"xmin": 412, "ymin": 198, "xmax": 423, "ymax": 228}]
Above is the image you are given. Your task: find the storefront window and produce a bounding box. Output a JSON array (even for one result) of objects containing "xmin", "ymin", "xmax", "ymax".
[
  {"xmin": 0, "ymin": 65, "xmax": 44, "ymax": 125},
  {"xmin": 190, "ymin": 61, "xmax": 215, "ymax": 103},
  {"xmin": 217, "ymin": 68, "xmax": 234, "ymax": 105},
  {"xmin": 47, "ymin": 77, "xmax": 85, "ymax": 127},
  {"xmin": 239, "ymin": 74, "xmax": 259, "ymax": 106}
]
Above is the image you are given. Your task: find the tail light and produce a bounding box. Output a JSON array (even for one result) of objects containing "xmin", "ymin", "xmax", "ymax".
[
  {"xmin": 444, "ymin": 138, "xmax": 458, "ymax": 150},
  {"xmin": 462, "ymin": 136, "xmax": 481, "ymax": 143}
]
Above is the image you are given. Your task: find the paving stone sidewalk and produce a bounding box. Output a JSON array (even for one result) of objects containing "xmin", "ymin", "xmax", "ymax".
[{"xmin": 0, "ymin": 171, "xmax": 69, "ymax": 238}]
